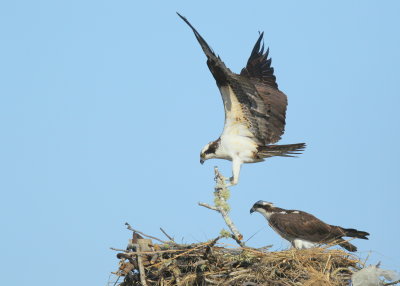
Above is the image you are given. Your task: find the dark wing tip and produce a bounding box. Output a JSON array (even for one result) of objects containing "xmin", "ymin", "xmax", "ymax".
[
  {"xmin": 176, "ymin": 12, "xmax": 218, "ymax": 62},
  {"xmin": 177, "ymin": 12, "xmax": 229, "ymax": 84},
  {"xmin": 176, "ymin": 12, "xmax": 196, "ymax": 32},
  {"xmin": 176, "ymin": 12, "xmax": 188, "ymax": 24},
  {"xmin": 241, "ymin": 32, "xmax": 278, "ymax": 88}
]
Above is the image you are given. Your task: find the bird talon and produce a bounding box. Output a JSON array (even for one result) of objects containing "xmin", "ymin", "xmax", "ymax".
[{"xmin": 224, "ymin": 177, "xmax": 237, "ymax": 187}]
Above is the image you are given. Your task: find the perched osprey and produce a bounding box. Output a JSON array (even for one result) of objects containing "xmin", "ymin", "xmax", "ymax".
[
  {"xmin": 250, "ymin": 201, "xmax": 369, "ymax": 252},
  {"xmin": 178, "ymin": 13, "xmax": 305, "ymax": 186}
]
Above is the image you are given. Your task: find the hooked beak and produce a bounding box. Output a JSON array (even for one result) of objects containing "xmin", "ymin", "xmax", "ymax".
[
  {"xmin": 250, "ymin": 207, "xmax": 255, "ymax": 214},
  {"xmin": 200, "ymin": 159, "xmax": 204, "ymax": 165}
]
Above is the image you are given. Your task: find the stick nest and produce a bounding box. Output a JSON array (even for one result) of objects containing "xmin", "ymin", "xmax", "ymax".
[{"xmin": 111, "ymin": 234, "xmax": 361, "ymax": 286}]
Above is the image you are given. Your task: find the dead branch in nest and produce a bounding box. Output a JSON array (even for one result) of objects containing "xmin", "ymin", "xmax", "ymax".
[
  {"xmin": 133, "ymin": 243, "xmax": 148, "ymax": 286},
  {"xmin": 198, "ymin": 167, "xmax": 244, "ymax": 247},
  {"xmin": 125, "ymin": 222, "xmax": 173, "ymax": 245},
  {"xmin": 159, "ymin": 228, "xmax": 175, "ymax": 243}
]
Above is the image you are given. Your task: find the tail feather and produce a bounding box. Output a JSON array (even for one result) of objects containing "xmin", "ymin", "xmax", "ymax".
[
  {"xmin": 257, "ymin": 143, "xmax": 306, "ymax": 158},
  {"xmin": 342, "ymin": 228, "xmax": 370, "ymax": 240},
  {"xmin": 337, "ymin": 239, "xmax": 358, "ymax": 252}
]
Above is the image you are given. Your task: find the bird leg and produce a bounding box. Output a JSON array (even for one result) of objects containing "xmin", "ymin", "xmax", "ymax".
[
  {"xmin": 228, "ymin": 158, "xmax": 242, "ymax": 186},
  {"xmin": 224, "ymin": 177, "xmax": 235, "ymax": 188}
]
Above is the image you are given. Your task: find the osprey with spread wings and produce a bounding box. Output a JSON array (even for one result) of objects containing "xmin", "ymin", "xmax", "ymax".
[{"xmin": 178, "ymin": 14, "xmax": 305, "ymax": 186}]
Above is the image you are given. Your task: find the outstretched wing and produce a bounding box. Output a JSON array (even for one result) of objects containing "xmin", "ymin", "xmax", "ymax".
[
  {"xmin": 235, "ymin": 33, "xmax": 288, "ymax": 144},
  {"xmin": 177, "ymin": 13, "xmax": 231, "ymax": 85},
  {"xmin": 217, "ymin": 33, "xmax": 287, "ymax": 145},
  {"xmin": 241, "ymin": 32, "xmax": 278, "ymax": 88},
  {"xmin": 268, "ymin": 212, "xmax": 342, "ymax": 243},
  {"xmin": 178, "ymin": 15, "xmax": 287, "ymax": 145}
]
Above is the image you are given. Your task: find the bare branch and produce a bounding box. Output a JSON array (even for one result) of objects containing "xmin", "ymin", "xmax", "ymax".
[
  {"xmin": 110, "ymin": 247, "xmax": 129, "ymax": 252},
  {"xmin": 198, "ymin": 202, "xmax": 218, "ymax": 211}
]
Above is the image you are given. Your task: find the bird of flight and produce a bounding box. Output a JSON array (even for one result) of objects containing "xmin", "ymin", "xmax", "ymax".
[
  {"xmin": 177, "ymin": 13, "xmax": 305, "ymax": 186},
  {"xmin": 250, "ymin": 201, "xmax": 369, "ymax": 252}
]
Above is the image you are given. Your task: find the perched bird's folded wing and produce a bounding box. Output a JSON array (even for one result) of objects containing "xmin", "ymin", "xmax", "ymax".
[{"xmin": 268, "ymin": 212, "xmax": 337, "ymax": 243}]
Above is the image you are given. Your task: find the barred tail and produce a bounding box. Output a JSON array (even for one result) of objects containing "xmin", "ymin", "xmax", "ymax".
[
  {"xmin": 257, "ymin": 143, "xmax": 306, "ymax": 158},
  {"xmin": 336, "ymin": 227, "xmax": 369, "ymax": 252},
  {"xmin": 337, "ymin": 239, "xmax": 358, "ymax": 252}
]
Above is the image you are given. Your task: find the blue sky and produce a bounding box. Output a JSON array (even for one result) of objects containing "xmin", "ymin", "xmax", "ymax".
[{"xmin": 1, "ymin": 1, "xmax": 399, "ymax": 285}]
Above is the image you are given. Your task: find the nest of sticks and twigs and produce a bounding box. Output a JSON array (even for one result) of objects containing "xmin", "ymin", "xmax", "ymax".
[
  {"xmin": 109, "ymin": 168, "xmax": 366, "ymax": 286},
  {"xmin": 110, "ymin": 224, "xmax": 362, "ymax": 286}
]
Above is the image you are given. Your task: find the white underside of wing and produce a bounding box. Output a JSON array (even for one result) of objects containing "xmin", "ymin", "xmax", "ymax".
[{"xmin": 217, "ymin": 85, "xmax": 258, "ymax": 163}]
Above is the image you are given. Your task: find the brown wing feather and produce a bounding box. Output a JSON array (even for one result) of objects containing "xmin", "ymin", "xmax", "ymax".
[
  {"xmin": 252, "ymin": 82, "xmax": 287, "ymax": 144},
  {"xmin": 268, "ymin": 212, "xmax": 344, "ymax": 243},
  {"xmin": 225, "ymin": 33, "xmax": 287, "ymax": 145},
  {"xmin": 227, "ymin": 75, "xmax": 287, "ymax": 145},
  {"xmin": 177, "ymin": 13, "xmax": 231, "ymax": 86},
  {"xmin": 240, "ymin": 32, "xmax": 278, "ymax": 88}
]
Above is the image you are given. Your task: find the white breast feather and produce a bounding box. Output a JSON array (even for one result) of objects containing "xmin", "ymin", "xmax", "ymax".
[
  {"xmin": 218, "ymin": 86, "xmax": 258, "ymax": 162},
  {"xmin": 255, "ymin": 208, "xmax": 273, "ymax": 220},
  {"xmin": 220, "ymin": 85, "xmax": 253, "ymax": 137},
  {"xmin": 293, "ymin": 239, "xmax": 318, "ymax": 249}
]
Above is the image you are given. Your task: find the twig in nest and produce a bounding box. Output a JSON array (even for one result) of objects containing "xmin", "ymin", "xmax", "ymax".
[
  {"xmin": 125, "ymin": 222, "xmax": 168, "ymax": 244},
  {"xmin": 322, "ymin": 254, "xmax": 332, "ymax": 273},
  {"xmin": 133, "ymin": 243, "xmax": 148, "ymax": 286},
  {"xmin": 204, "ymin": 236, "xmax": 221, "ymax": 259},
  {"xmin": 149, "ymin": 240, "xmax": 215, "ymax": 269},
  {"xmin": 199, "ymin": 167, "xmax": 245, "ymax": 247},
  {"xmin": 385, "ymin": 280, "xmax": 400, "ymax": 286},
  {"xmin": 115, "ymin": 249, "xmax": 188, "ymax": 255},
  {"xmin": 110, "ymin": 247, "xmax": 129, "ymax": 253},
  {"xmin": 160, "ymin": 227, "xmax": 175, "ymax": 243},
  {"xmin": 112, "ymin": 276, "xmax": 120, "ymax": 286}
]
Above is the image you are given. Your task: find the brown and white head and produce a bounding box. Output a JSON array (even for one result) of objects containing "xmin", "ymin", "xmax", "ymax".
[
  {"xmin": 199, "ymin": 139, "xmax": 221, "ymax": 164},
  {"xmin": 250, "ymin": 200, "xmax": 275, "ymax": 218}
]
